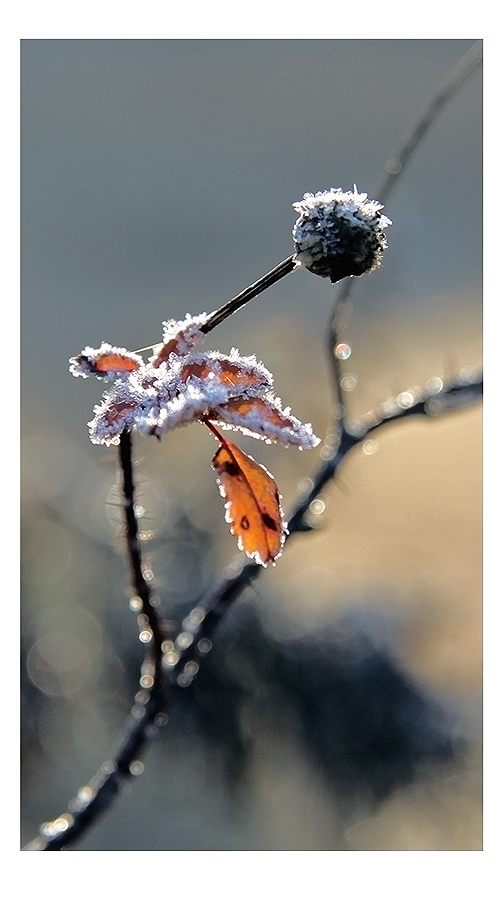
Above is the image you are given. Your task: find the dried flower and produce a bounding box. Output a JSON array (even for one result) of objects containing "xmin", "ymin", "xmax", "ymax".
[{"xmin": 292, "ymin": 186, "xmax": 391, "ymax": 281}]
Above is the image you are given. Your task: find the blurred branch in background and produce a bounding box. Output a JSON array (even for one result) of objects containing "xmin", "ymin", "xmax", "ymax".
[
  {"xmin": 21, "ymin": 40, "xmax": 483, "ymax": 851},
  {"xmin": 327, "ymin": 38, "xmax": 483, "ymax": 403}
]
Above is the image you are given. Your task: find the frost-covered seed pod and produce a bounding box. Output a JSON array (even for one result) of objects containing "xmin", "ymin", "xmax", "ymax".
[{"xmin": 292, "ymin": 187, "xmax": 391, "ymax": 282}]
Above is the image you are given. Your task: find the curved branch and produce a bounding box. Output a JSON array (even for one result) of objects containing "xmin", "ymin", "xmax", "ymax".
[{"xmin": 118, "ymin": 429, "xmax": 168, "ymax": 678}]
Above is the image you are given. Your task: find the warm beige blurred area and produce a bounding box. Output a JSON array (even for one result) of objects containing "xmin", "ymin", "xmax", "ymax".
[{"xmin": 21, "ymin": 40, "xmax": 482, "ymax": 850}]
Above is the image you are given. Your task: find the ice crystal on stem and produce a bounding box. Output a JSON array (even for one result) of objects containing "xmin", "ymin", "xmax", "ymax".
[
  {"xmin": 292, "ymin": 187, "xmax": 391, "ymax": 281},
  {"xmin": 70, "ymin": 314, "xmax": 319, "ymax": 450}
]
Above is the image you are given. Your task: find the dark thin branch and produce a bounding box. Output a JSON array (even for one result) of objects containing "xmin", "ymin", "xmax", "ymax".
[
  {"xmin": 287, "ymin": 371, "xmax": 483, "ymax": 534},
  {"xmin": 201, "ymin": 256, "xmax": 296, "ymax": 335},
  {"xmin": 118, "ymin": 430, "xmax": 166, "ymax": 672}
]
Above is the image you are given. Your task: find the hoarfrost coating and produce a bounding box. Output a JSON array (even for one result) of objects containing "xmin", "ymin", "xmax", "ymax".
[
  {"xmin": 70, "ymin": 315, "xmax": 320, "ymax": 450},
  {"xmin": 292, "ymin": 187, "xmax": 391, "ymax": 281}
]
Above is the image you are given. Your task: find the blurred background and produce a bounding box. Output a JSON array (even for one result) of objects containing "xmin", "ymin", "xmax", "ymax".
[{"xmin": 21, "ymin": 39, "xmax": 482, "ymax": 850}]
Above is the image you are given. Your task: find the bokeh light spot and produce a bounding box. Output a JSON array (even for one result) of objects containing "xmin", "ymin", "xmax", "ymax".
[
  {"xmin": 335, "ymin": 342, "xmax": 352, "ymax": 360},
  {"xmin": 340, "ymin": 373, "xmax": 358, "ymax": 391},
  {"xmin": 396, "ymin": 391, "xmax": 414, "ymax": 408},
  {"xmin": 362, "ymin": 439, "xmax": 379, "ymax": 456},
  {"xmin": 426, "ymin": 376, "xmax": 444, "ymax": 394}
]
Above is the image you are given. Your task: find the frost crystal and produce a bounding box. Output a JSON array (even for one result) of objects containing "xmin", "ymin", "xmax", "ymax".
[
  {"xmin": 292, "ymin": 187, "xmax": 391, "ymax": 281},
  {"xmin": 70, "ymin": 314, "xmax": 320, "ymax": 450}
]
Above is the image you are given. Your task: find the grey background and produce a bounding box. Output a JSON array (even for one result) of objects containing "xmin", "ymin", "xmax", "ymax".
[{"xmin": 21, "ymin": 40, "xmax": 482, "ymax": 851}]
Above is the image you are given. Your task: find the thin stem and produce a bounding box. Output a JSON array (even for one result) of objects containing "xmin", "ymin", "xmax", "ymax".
[
  {"xmin": 119, "ymin": 430, "xmax": 165, "ymax": 671},
  {"xmin": 201, "ymin": 255, "xmax": 296, "ymax": 335}
]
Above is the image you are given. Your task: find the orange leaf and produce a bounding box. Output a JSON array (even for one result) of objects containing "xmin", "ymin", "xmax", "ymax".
[
  {"xmin": 93, "ymin": 352, "xmax": 141, "ymax": 374},
  {"xmin": 151, "ymin": 336, "xmax": 183, "ymax": 367},
  {"xmin": 179, "ymin": 355, "xmax": 270, "ymax": 392},
  {"xmin": 70, "ymin": 345, "xmax": 143, "ymax": 378},
  {"xmin": 210, "ymin": 428, "xmax": 286, "ymax": 566},
  {"xmin": 211, "ymin": 395, "xmax": 318, "ymax": 448}
]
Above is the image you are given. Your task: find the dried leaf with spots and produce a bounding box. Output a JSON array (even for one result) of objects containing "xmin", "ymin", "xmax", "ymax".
[{"xmin": 210, "ymin": 427, "xmax": 286, "ymax": 566}]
